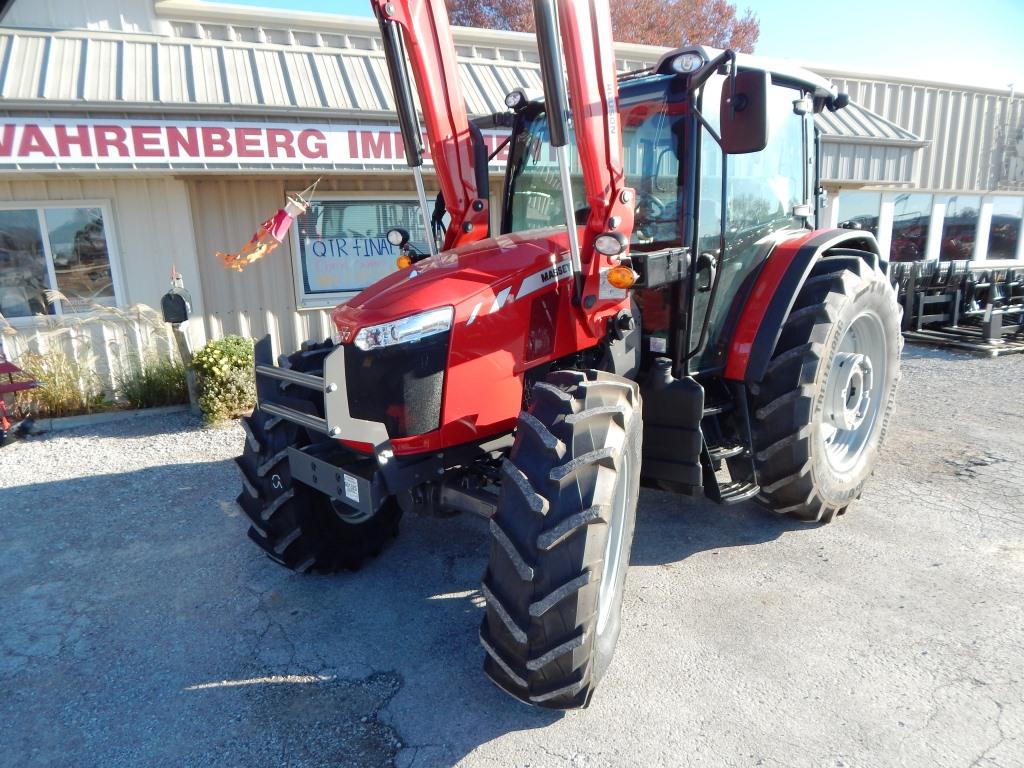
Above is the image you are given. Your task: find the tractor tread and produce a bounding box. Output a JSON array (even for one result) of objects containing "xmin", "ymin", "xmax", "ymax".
[
  {"xmin": 500, "ymin": 459, "xmax": 550, "ymax": 516},
  {"xmin": 480, "ymin": 580, "xmax": 528, "ymax": 644},
  {"xmin": 537, "ymin": 505, "xmax": 607, "ymax": 551},
  {"xmin": 748, "ymin": 253, "xmax": 900, "ymax": 522},
  {"xmin": 756, "ymin": 426, "xmax": 812, "ymax": 462},
  {"xmin": 481, "ymin": 368, "xmax": 641, "ymax": 710},
  {"xmin": 517, "ymin": 410, "xmax": 566, "ymax": 457},
  {"xmin": 480, "ymin": 627, "xmax": 529, "ymax": 689},
  {"xmin": 532, "ymin": 381, "xmax": 575, "ymax": 407},
  {"xmin": 565, "ymin": 404, "xmax": 630, "ymax": 428},
  {"xmin": 237, "ymin": 339, "xmax": 401, "ymax": 574},
  {"xmin": 257, "ymin": 447, "xmax": 290, "ymax": 478},
  {"xmin": 527, "ymin": 631, "xmax": 586, "ymax": 671},
  {"xmin": 549, "ymin": 446, "xmax": 616, "ymax": 483},
  {"xmin": 489, "ymin": 519, "xmax": 535, "ymax": 581},
  {"xmin": 529, "ymin": 571, "xmax": 594, "ymax": 618}
]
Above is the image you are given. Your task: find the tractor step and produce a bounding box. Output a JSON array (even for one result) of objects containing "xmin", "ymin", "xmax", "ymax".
[
  {"xmin": 707, "ymin": 442, "xmax": 746, "ymax": 462},
  {"xmin": 699, "ymin": 383, "xmax": 760, "ymax": 506},
  {"xmin": 702, "ymin": 401, "xmax": 733, "ymax": 417},
  {"xmin": 715, "ymin": 481, "xmax": 761, "ymax": 504}
]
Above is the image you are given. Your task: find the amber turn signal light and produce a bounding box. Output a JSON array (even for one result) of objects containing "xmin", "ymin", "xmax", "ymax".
[
  {"xmin": 396, "ymin": 254, "xmax": 413, "ymax": 269},
  {"xmin": 606, "ymin": 265, "xmax": 637, "ymax": 289}
]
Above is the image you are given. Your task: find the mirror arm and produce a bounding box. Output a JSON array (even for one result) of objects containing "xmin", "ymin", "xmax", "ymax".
[
  {"xmin": 688, "ymin": 49, "xmax": 734, "ymax": 93},
  {"xmin": 692, "ymin": 104, "xmax": 722, "ymax": 146}
]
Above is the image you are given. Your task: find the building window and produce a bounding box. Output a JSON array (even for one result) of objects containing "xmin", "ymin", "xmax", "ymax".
[
  {"xmin": 988, "ymin": 196, "xmax": 1023, "ymax": 260},
  {"xmin": 837, "ymin": 191, "xmax": 881, "ymax": 237},
  {"xmin": 939, "ymin": 195, "xmax": 980, "ymax": 261},
  {"xmin": 890, "ymin": 193, "xmax": 933, "ymax": 262},
  {"xmin": 0, "ymin": 204, "xmax": 118, "ymax": 320},
  {"xmin": 291, "ymin": 196, "xmax": 430, "ymax": 307}
]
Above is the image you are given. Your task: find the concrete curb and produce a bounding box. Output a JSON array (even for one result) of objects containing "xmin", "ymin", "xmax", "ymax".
[{"xmin": 32, "ymin": 405, "xmax": 193, "ymax": 434}]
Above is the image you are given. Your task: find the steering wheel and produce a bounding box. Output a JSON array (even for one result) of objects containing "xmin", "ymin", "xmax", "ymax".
[{"xmin": 636, "ymin": 193, "xmax": 666, "ymax": 220}]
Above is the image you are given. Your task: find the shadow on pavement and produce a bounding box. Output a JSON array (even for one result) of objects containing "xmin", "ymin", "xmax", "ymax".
[
  {"xmin": 1, "ymin": 456, "xmax": 816, "ymax": 766},
  {"xmin": 630, "ymin": 487, "xmax": 818, "ymax": 566}
]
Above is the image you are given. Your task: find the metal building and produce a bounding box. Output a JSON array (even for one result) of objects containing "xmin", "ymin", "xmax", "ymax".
[{"xmin": 0, "ymin": 0, "xmax": 1021, "ymax": 384}]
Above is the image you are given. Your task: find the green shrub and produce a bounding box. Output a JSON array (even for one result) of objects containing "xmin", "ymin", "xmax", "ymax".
[
  {"xmin": 116, "ymin": 354, "xmax": 189, "ymax": 410},
  {"xmin": 13, "ymin": 348, "xmax": 108, "ymax": 419},
  {"xmin": 192, "ymin": 335, "xmax": 255, "ymax": 423}
]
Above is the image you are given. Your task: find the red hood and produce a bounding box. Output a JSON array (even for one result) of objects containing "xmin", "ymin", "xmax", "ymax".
[{"xmin": 332, "ymin": 228, "xmax": 569, "ymax": 332}]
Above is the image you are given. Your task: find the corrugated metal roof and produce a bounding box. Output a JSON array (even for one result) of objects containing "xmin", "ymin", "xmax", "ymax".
[
  {"xmin": 814, "ymin": 101, "xmax": 926, "ymax": 146},
  {"xmin": 0, "ymin": 26, "xmax": 553, "ymax": 118},
  {"xmin": 0, "ymin": 25, "xmax": 922, "ymax": 150}
]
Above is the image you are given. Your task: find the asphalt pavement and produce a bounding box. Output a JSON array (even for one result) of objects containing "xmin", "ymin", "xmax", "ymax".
[{"xmin": 1, "ymin": 346, "xmax": 1021, "ymax": 767}]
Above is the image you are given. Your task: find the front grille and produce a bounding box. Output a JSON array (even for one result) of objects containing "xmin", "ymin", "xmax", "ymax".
[{"xmin": 344, "ymin": 332, "xmax": 449, "ymax": 438}]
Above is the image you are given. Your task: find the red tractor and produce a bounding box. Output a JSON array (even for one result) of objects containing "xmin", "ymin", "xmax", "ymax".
[{"xmin": 235, "ymin": 0, "xmax": 902, "ymax": 708}]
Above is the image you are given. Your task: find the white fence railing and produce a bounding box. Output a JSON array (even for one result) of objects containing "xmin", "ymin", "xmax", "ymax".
[{"xmin": 1, "ymin": 305, "xmax": 179, "ymax": 399}]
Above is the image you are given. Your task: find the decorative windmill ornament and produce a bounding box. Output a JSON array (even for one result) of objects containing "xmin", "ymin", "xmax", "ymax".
[{"xmin": 217, "ymin": 179, "xmax": 320, "ymax": 272}]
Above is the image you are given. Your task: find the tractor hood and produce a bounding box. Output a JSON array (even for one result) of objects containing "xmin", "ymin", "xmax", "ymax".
[{"xmin": 331, "ymin": 228, "xmax": 571, "ymax": 334}]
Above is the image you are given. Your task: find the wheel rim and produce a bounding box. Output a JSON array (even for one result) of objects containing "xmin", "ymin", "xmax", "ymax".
[
  {"xmin": 597, "ymin": 456, "xmax": 630, "ymax": 637},
  {"xmin": 330, "ymin": 498, "xmax": 373, "ymax": 524},
  {"xmin": 819, "ymin": 310, "xmax": 887, "ymax": 473}
]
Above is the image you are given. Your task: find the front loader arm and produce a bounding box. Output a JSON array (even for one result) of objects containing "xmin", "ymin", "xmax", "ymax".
[
  {"xmin": 371, "ymin": 0, "xmax": 490, "ymax": 249},
  {"xmin": 555, "ymin": 0, "xmax": 635, "ymax": 273}
]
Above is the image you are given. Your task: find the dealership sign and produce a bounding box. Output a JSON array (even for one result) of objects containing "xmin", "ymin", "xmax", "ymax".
[{"xmin": 0, "ymin": 117, "xmax": 510, "ymax": 169}]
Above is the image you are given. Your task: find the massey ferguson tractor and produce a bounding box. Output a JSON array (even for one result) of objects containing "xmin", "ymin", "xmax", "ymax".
[{"xmin": 234, "ymin": 0, "xmax": 902, "ymax": 708}]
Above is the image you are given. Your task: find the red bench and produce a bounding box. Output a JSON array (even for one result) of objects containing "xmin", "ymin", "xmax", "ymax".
[{"xmin": 0, "ymin": 347, "xmax": 38, "ymax": 438}]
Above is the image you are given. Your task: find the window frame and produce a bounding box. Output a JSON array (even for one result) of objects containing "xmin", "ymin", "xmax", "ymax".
[
  {"xmin": 0, "ymin": 199, "xmax": 124, "ymax": 327},
  {"xmin": 832, "ymin": 188, "xmax": 1024, "ymax": 266},
  {"xmin": 289, "ymin": 191, "xmax": 427, "ymax": 310}
]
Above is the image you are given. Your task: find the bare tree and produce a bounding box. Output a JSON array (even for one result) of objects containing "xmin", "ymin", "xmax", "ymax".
[{"xmin": 446, "ymin": 0, "xmax": 759, "ymax": 52}]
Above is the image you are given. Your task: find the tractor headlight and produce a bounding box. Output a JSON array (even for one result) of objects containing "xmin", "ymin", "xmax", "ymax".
[
  {"xmin": 353, "ymin": 306, "xmax": 453, "ymax": 351},
  {"xmin": 594, "ymin": 232, "xmax": 628, "ymax": 256},
  {"xmin": 386, "ymin": 228, "xmax": 409, "ymax": 247}
]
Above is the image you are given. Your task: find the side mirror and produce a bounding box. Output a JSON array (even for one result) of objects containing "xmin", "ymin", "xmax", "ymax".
[
  {"xmin": 720, "ymin": 70, "xmax": 769, "ymax": 155},
  {"xmin": 828, "ymin": 92, "xmax": 850, "ymax": 112}
]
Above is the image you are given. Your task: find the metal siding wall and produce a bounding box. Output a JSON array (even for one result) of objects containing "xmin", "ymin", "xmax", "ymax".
[
  {"xmin": 820, "ymin": 142, "xmax": 918, "ymax": 185},
  {"xmin": 818, "ymin": 71, "xmax": 1022, "ymax": 192},
  {"xmin": 0, "ymin": 176, "xmax": 202, "ymax": 394},
  {"xmin": 3, "ymin": 0, "xmax": 171, "ymax": 34},
  {"xmin": 186, "ymin": 174, "xmax": 431, "ymax": 361}
]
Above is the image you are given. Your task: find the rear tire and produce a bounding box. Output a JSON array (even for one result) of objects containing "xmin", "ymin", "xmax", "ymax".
[
  {"xmin": 749, "ymin": 252, "xmax": 902, "ymax": 523},
  {"xmin": 236, "ymin": 340, "xmax": 401, "ymax": 573},
  {"xmin": 480, "ymin": 370, "xmax": 642, "ymax": 709}
]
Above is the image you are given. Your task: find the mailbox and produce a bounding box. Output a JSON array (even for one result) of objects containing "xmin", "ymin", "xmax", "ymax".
[{"xmin": 161, "ymin": 287, "xmax": 192, "ymax": 324}]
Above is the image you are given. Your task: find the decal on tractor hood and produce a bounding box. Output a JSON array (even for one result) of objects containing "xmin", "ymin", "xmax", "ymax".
[
  {"xmin": 516, "ymin": 258, "xmax": 573, "ymax": 300},
  {"xmin": 467, "ymin": 257, "xmax": 572, "ymax": 325}
]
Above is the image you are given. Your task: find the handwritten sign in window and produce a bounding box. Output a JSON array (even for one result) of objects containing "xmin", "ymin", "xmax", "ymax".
[{"xmin": 294, "ymin": 198, "xmax": 430, "ymax": 297}]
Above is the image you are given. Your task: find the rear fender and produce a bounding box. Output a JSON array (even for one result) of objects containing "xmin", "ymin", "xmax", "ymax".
[{"xmin": 723, "ymin": 228, "xmax": 881, "ymax": 383}]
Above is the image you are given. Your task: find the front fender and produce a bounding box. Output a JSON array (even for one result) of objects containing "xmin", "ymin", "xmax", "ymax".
[{"xmin": 723, "ymin": 228, "xmax": 881, "ymax": 383}]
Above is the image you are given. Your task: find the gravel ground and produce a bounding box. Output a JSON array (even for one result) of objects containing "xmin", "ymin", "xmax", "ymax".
[{"xmin": 1, "ymin": 346, "xmax": 1022, "ymax": 767}]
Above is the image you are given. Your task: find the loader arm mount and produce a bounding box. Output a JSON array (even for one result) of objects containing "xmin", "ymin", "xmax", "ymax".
[{"xmin": 371, "ymin": 0, "xmax": 490, "ymax": 248}]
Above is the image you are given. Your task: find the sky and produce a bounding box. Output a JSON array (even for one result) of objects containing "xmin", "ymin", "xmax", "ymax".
[{"xmin": 215, "ymin": 0, "xmax": 1024, "ymax": 91}]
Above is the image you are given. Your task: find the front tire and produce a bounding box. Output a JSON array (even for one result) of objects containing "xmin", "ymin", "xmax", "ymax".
[
  {"xmin": 749, "ymin": 252, "xmax": 902, "ymax": 523},
  {"xmin": 236, "ymin": 341, "xmax": 401, "ymax": 573},
  {"xmin": 480, "ymin": 370, "xmax": 642, "ymax": 709}
]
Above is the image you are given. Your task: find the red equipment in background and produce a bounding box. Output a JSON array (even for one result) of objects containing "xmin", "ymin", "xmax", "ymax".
[{"xmin": 0, "ymin": 346, "xmax": 37, "ymax": 441}]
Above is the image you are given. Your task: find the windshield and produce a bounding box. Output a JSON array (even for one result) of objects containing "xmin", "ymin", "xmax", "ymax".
[{"xmin": 503, "ymin": 77, "xmax": 685, "ymax": 250}]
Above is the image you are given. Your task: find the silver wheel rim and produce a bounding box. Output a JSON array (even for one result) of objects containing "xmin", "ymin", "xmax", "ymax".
[
  {"xmin": 597, "ymin": 457, "xmax": 630, "ymax": 637},
  {"xmin": 819, "ymin": 311, "xmax": 887, "ymax": 473},
  {"xmin": 331, "ymin": 499, "xmax": 373, "ymax": 524}
]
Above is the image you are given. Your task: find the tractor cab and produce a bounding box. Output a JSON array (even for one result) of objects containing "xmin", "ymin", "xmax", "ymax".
[{"xmin": 500, "ymin": 45, "xmax": 846, "ymax": 374}]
